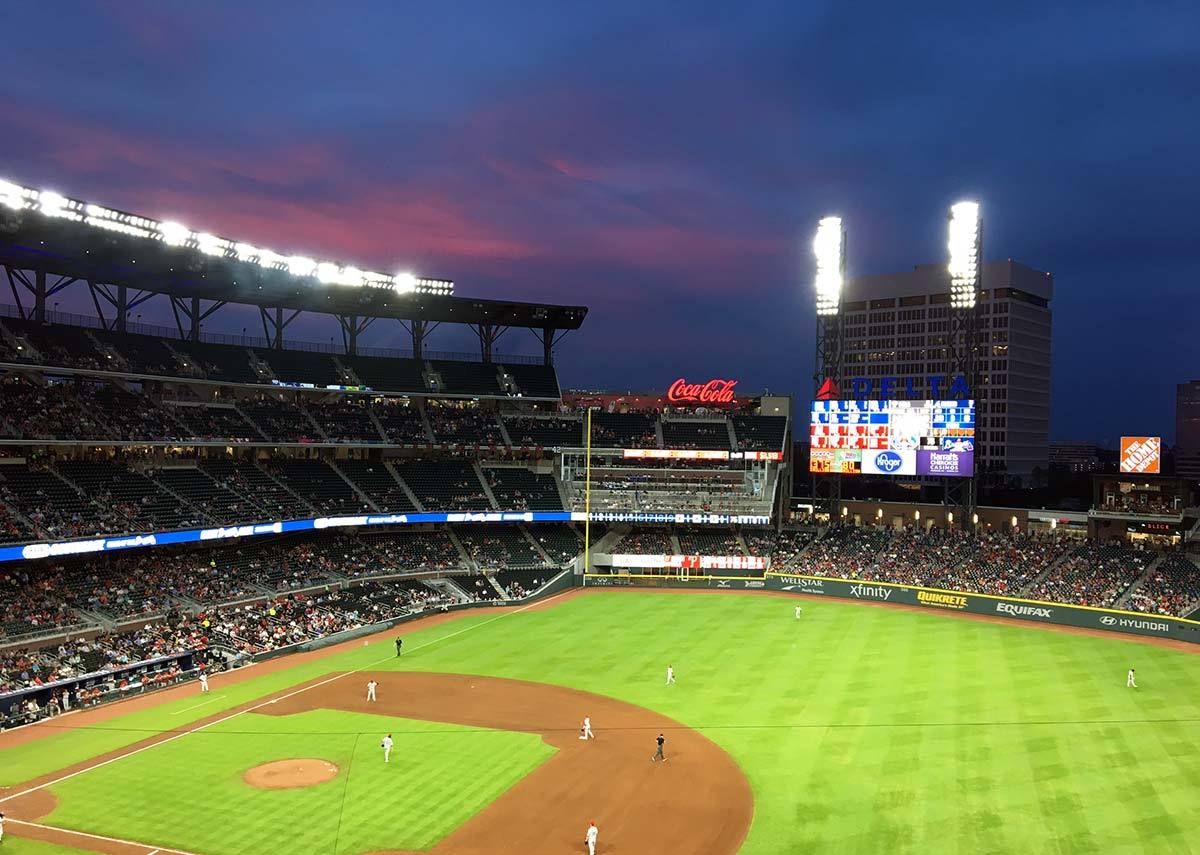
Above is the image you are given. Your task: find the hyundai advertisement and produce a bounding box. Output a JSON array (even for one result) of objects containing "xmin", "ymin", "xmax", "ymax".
[{"xmin": 810, "ymin": 400, "xmax": 975, "ymax": 478}]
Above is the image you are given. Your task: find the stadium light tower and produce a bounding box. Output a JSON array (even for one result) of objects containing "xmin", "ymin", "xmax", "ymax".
[
  {"xmin": 811, "ymin": 215, "xmax": 846, "ymax": 521},
  {"xmin": 945, "ymin": 200, "xmax": 982, "ymax": 528}
]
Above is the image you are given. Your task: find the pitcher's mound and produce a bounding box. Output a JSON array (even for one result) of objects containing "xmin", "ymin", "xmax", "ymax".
[{"xmin": 243, "ymin": 758, "xmax": 339, "ymax": 789}]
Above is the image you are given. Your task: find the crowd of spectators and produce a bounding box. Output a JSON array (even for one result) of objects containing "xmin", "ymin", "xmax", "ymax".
[
  {"xmin": 426, "ymin": 405, "xmax": 505, "ymax": 445},
  {"xmin": 615, "ymin": 529, "xmax": 673, "ymax": 554},
  {"xmin": 1127, "ymin": 553, "xmax": 1200, "ymax": 616},
  {"xmin": 1027, "ymin": 543, "xmax": 1150, "ymax": 608}
]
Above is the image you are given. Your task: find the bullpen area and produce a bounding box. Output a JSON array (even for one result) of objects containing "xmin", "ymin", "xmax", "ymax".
[{"xmin": 1, "ymin": 588, "xmax": 1199, "ymax": 854}]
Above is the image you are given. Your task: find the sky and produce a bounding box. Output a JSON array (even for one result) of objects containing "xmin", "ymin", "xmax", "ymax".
[{"xmin": 0, "ymin": 1, "xmax": 1196, "ymax": 444}]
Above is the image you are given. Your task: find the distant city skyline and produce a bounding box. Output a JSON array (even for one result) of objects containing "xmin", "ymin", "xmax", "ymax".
[{"xmin": 1, "ymin": 2, "xmax": 1195, "ymax": 442}]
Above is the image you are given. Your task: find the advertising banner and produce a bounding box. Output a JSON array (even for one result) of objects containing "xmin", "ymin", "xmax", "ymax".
[
  {"xmin": 916, "ymin": 450, "xmax": 974, "ymax": 477},
  {"xmin": 610, "ymin": 555, "xmax": 767, "ymax": 571},
  {"xmin": 862, "ymin": 449, "xmax": 917, "ymax": 476},
  {"xmin": 1120, "ymin": 436, "xmax": 1162, "ymax": 474},
  {"xmin": 765, "ymin": 575, "xmax": 1200, "ymax": 644}
]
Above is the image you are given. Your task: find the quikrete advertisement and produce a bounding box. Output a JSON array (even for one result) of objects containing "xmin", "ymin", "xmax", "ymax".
[
  {"xmin": 916, "ymin": 590, "xmax": 969, "ymax": 610},
  {"xmin": 762, "ymin": 574, "xmax": 1200, "ymax": 644}
]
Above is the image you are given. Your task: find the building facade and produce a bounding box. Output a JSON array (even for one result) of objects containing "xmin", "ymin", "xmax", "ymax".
[
  {"xmin": 1175, "ymin": 381, "xmax": 1200, "ymax": 480},
  {"xmin": 839, "ymin": 260, "xmax": 1053, "ymax": 482}
]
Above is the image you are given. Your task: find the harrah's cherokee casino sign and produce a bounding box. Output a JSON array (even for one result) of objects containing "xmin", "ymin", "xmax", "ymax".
[{"xmin": 667, "ymin": 378, "xmax": 738, "ymax": 405}]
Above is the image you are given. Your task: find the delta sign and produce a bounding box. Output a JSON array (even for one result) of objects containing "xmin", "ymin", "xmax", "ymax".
[{"xmin": 816, "ymin": 374, "xmax": 971, "ymax": 401}]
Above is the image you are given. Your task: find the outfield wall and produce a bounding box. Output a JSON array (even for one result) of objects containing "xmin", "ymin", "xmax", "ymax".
[{"xmin": 581, "ymin": 572, "xmax": 1200, "ymax": 644}]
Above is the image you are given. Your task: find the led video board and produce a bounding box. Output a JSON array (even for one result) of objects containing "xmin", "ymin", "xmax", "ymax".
[{"xmin": 809, "ymin": 399, "xmax": 975, "ymax": 478}]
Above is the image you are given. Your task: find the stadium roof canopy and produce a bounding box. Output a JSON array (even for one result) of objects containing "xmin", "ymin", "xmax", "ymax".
[{"xmin": 0, "ymin": 180, "xmax": 586, "ymax": 363}]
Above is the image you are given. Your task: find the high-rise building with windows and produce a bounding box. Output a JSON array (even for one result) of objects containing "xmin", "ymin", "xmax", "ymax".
[
  {"xmin": 1175, "ymin": 381, "xmax": 1200, "ymax": 480},
  {"xmin": 838, "ymin": 260, "xmax": 1053, "ymax": 482}
]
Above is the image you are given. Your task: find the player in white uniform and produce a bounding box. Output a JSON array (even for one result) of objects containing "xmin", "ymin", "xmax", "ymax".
[
  {"xmin": 0, "ymin": 810, "xmax": 6, "ymax": 844},
  {"xmin": 580, "ymin": 716, "xmax": 595, "ymax": 740},
  {"xmin": 1127, "ymin": 668, "xmax": 1137, "ymax": 688},
  {"xmin": 585, "ymin": 821, "xmax": 598, "ymax": 855},
  {"xmin": 795, "ymin": 604, "xmax": 802, "ymax": 619},
  {"xmin": 367, "ymin": 679, "xmax": 378, "ymax": 702},
  {"xmin": 666, "ymin": 665, "xmax": 676, "ymax": 685},
  {"xmin": 381, "ymin": 733, "xmax": 394, "ymax": 763},
  {"xmin": 198, "ymin": 672, "xmax": 209, "ymax": 693}
]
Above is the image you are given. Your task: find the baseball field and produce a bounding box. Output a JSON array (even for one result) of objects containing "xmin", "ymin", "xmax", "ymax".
[{"xmin": 2, "ymin": 587, "xmax": 1199, "ymax": 854}]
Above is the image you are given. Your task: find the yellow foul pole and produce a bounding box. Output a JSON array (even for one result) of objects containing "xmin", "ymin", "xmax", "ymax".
[{"xmin": 584, "ymin": 407, "xmax": 592, "ymax": 575}]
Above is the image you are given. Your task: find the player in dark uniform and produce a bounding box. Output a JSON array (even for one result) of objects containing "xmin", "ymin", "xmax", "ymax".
[
  {"xmin": 395, "ymin": 637, "xmax": 403, "ymax": 657},
  {"xmin": 652, "ymin": 733, "xmax": 666, "ymax": 762}
]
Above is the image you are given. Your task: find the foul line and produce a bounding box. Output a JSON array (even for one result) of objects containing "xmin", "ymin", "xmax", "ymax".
[
  {"xmin": 0, "ymin": 590, "xmax": 570, "ymax": 807},
  {"xmin": 9, "ymin": 818, "xmax": 195, "ymax": 854},
  {"xmin": 169, "ymin": 696, "xmax": 222, "ymax": 715}
]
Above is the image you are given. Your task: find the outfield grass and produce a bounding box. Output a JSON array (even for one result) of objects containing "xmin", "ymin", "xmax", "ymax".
[{"xmin": 9, "ymin": 591, "xmax": 1200, "ymax": 854}]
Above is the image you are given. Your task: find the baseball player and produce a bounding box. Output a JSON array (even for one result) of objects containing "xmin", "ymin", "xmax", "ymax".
[
  {"xmin": 395, "ymin": 637, "xmax": 403, "ymax": 657},
  {"xmin": 367, "ymin": 679, "xmax": 378, "ymax": 702},
  {"xmin": 795, "ymin": 604, "xmax": 803, "ymax": 620},
  {"xmin": 198, "ymin": 671, "xmax": 209, "ymax": 693},
  {"xmin": 381, "ymin": 733, "xmax": 394, "ymax": 763},
  {"xmin": 665, "ymin": 665, "xmax": 676, "ymax": 685},
  {"xmin": 651, "ymin": 733, "xmax": 666, "ymax": 762},
  {"xmin": 580, "ymin": 716, "xmax": 595, "ymax": 740},
  {"xmin": 585, "ymin": 820, "xmax": 598, "ymax": 855},
  {"xmin": 1127, "ymin": 668, "xmax": 1137, "ymax": 688},
  {"xmin": 0, "ymin": 810, "xmax": 5, "ymax": 844}
]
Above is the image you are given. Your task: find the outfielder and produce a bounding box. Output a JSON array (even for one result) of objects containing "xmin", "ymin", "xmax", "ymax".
[
  {"xmin": 381, "ymin": 733, "xmax": 394, "ymax": 763},
  {"xmin": 665, "ymin": 665, "xmax": 676, "ymax": 685},
  {"xmin": 1127, "ymin": 668, "xmax": 1137, "ymax": 688},
  {"xmin": 580, "ymin": 716, "xmax": 595, "ymax": 740},
  {"xmin": 585, "ymin": 820, "xmax": 598, "ymax": 855},
  {"xmin": 0, "ymin": 810, "xmax": 5, "ymax": 844},
  {"xmin": 795, "ymin": 605, "xmax": 802, "ymax": 620},
  {"xmin": 367, "ymin": 679, "xmax": 378, "ymax": 702},
  {"xmin": 198, "ymin": 671, "xmax": 209, "ymax": 693}
]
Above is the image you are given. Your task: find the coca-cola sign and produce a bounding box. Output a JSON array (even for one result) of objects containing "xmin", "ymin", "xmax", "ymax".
[{"xmin": 667, "ymin": 378, "xmax": 738, "ymax": 404}]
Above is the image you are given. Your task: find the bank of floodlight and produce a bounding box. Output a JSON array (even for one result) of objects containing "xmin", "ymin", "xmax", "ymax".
[
  {"xmin": 813, "ymin": 215, "xmax": 845, "ymax": 317},
  {"xmin": 0, "ymin": 178, "xmax": 454, "ymax": 296},
  {"xmin": 948, "ymin": 200, "xmax": 981, "ymax": 309}
]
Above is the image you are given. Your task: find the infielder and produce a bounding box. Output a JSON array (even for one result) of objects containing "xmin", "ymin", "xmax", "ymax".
[
  {"xmin": 585, "ymin": 820, "xmax": 598, "ymax": 855},
  {"xmin": 666, "ymin": 665, "xmax": 676, "ymax": 685},
  {"xmin": 198, "ymin": 671, "xmax": 209, "ymax": 693},
  {"xmin": 0, "ymin": 810, "xmax": 6, "ymax": 844},
  {"xmin": 652, "ymin": 733, "xmax": 666, "ymax": 762},
  {"xmin": 795, "ymin": 605, "xmax": 802, "ymax": 620},
  {"xmin": 1127, "ymin": 668, "xmax": 1137, "ymax": 688},
  {"xmin": 381, "ymin": 733, "xmax": 394, "ymax": 763},
  {"xmin": 367, "ymin": 679, "xmax": 378, "ymax": 702},
  {"xmin": 395, "ymin": 637, "xmax": 403, "ymax": 657},
  {"xmin": 580, "ymin": 716, "xmax": 595, "ymax": 740}
]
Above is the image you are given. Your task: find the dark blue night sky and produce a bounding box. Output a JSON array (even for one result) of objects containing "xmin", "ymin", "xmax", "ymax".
[{"xmin": 1, "ymin": 2, "xmax": 1196, "ymax": 444}]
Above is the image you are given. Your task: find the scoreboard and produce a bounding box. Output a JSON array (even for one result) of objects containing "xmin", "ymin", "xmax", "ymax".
[{"xmin": 809, "ymin": 399, "xmax": 975, "ymax": 478}]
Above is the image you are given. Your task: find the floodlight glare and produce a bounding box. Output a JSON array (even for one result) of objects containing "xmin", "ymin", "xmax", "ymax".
[
  {"xmin": 195, "ymin": 232, "xmax": 227, "ymax": 257},
  {"xmin": 0, "ymin": 180, "xmax": 23, "ymax": 209},
  {"xmin": 948, "ymin": 201, "xmax": 981, "ymax": 309},
  {"xmin": 0, "ymin": 176, "xmax": 455, "ymax": 296},
  {"xmin": 159, "ymin": 221, "xmax": 190, "ymax": 247},
  {"xmin": 38, "ymin": 191, "xmax": 73, "ymax": 220},
  {"xmin": 812, "ymin": 215, "xmax": 845, "ymax": 317},
  {"xmin": 287, "ymin": 256, "xmax": 317, "ymax": 277}
]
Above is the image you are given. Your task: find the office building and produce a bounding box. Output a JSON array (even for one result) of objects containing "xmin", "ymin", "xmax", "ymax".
[{"xmin": 839, "ymin": 260, "xmax": 1053, "ymax": 482}]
